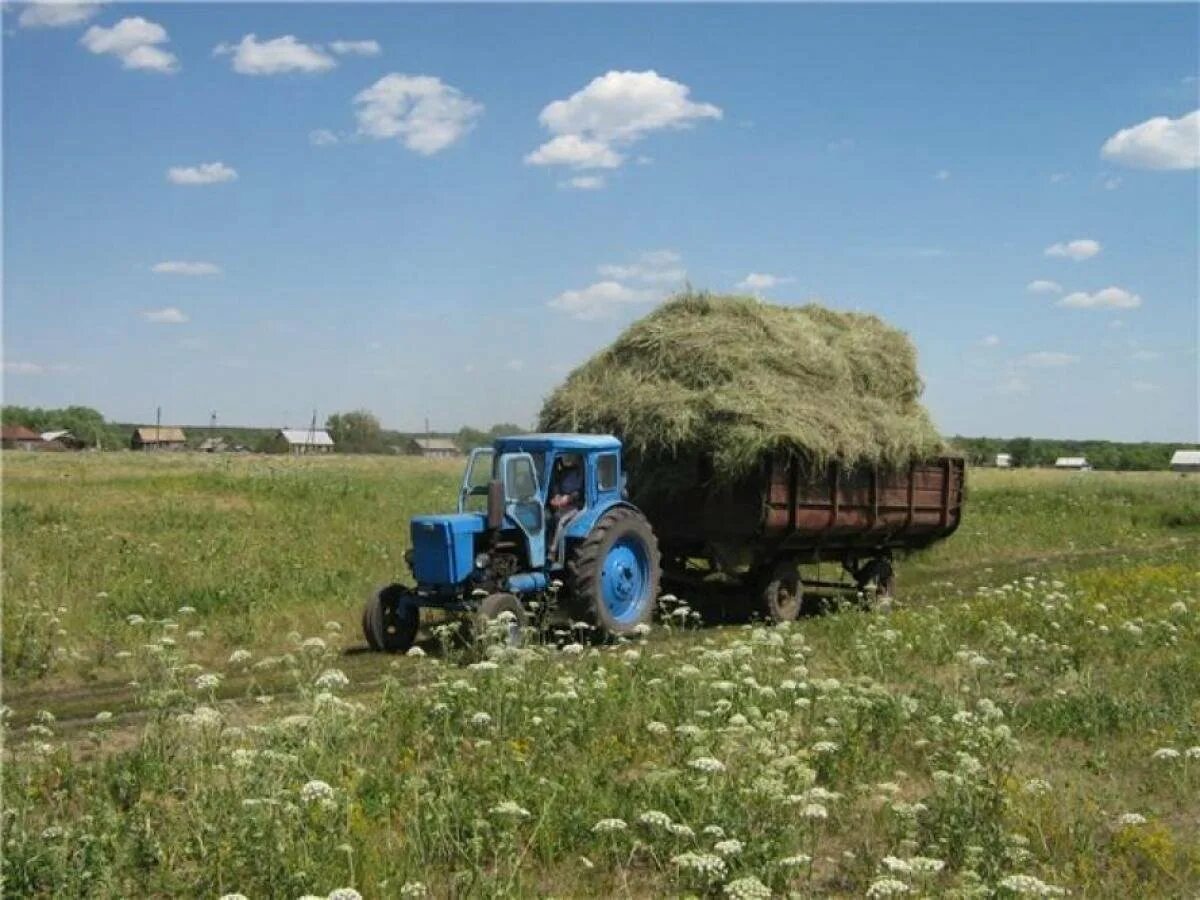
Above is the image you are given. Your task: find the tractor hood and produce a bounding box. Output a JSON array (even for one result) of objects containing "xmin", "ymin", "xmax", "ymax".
[{"xmin": 410, "ymin": 514, "xmax": 486, "ymax": 587}]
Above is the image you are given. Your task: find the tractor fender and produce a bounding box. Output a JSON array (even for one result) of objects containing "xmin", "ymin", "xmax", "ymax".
[{"xmin": 563, "ymin": 499, "xmax": 648, "ymax": 542}]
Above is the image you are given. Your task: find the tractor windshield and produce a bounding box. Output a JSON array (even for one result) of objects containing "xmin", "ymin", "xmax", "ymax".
[{"xmin": 459, "ymin": 448, "xmax": 495, "ymax": 514}]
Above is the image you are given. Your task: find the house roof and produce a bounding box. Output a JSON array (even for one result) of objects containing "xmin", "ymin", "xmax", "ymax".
[
  {"xmin": 1171, "ymin": 450, "xmax": 1200, "ymax": 466},
  {"xmin": 40, "ymin": 430, "xmax": 73, "ymax": 442},
  {"xmin": 414, "ymin": 438, "xmax": 460, "ymax": 451},
  {"xmin": 1, "ymin": 425, "xmax": 43, "ymax": 441},
  {"xmin": 278, "ymin": 428, "xmax": 335, "ymax": 447},
  {"xmin": 134, "ymin": 426, "xmax": 186, "ymax": 443},
  {"xmin": 1055, "ymin": 457, "xmax": 1089, "ymax": 467}
]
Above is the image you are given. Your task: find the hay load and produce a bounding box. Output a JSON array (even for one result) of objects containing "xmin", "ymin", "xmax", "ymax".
[{"xmin": 538, "ymin": 291, "xmax": 944, "ymax": 483}]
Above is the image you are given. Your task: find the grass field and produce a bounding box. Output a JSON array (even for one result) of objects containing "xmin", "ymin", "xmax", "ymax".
[{"xmin": 3, "ymin": 452, "xmax": 1199, "ymax": 897}]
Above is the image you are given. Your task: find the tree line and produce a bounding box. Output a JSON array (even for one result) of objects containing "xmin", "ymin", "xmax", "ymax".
[{"xmin": 948, "ymin": 435, "xmax": 1188, "ymax": 470}]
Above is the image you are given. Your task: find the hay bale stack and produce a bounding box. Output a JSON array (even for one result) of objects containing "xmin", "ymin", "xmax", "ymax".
[{"xmin": 538, "ymin": 292, "xmax": 944, "ymax": 481}]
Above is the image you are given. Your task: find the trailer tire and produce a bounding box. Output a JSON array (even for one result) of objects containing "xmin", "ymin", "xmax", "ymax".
[
  {"xmin": 760, "ymin": 559, "xmax": 805, "ymax": 622},
  {"xmin": 855, "ymin": 558, "xmax": 896, "ymax": 606},
  {"xmin": 362, "ymin": 583, "xmax": 419, "ymax": 653},
  {"xmin": 569, "ymin": 507, "xmax": 661, "ymax": 637},
  {"xmin": 473, "ymin": 592, "xmax": 527, "ymax": 648}
]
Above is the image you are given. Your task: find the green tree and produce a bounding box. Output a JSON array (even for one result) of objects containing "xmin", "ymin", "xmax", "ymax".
[{"xmin": 326, "ymin": 410, "xmax": 385, "ymax": 454}]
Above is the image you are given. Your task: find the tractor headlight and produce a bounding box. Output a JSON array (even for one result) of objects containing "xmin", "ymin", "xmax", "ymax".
[{"xmin": 474, "ymin": 552, "xmax": 490, "ymax": 570}]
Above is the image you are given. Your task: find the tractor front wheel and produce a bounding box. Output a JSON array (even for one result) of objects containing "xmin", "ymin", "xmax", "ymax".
[
  {"xmin": 569, "ymin": 507, "xmax": 661, "ymax": 638},
  {"xmin": 362, "ymin": 583, "xmax": 419, "ymax": 653},
  {"xmin": 474, "ymin": 592, "xmax": 527, "ymax": 648}
]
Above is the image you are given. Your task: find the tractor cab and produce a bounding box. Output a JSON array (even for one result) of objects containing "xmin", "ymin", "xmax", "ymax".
[{"xmin": 363, "ymin": 434, "xmax": 660, "ymax": 652}]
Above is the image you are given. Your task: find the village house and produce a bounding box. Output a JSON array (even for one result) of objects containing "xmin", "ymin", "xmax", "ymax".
[
  {"xmin": 1, "ymin": 425, "xmax": 44, "ymax": 451},
  {"xmin": 131, "ymin": 426, "xmax": 187, "ymax": 451},
  {"xmin": 275, "ymin": 428, "xmax": 335, "ymax": 455},
  {"xmin": 412, "ymin": 437, "xmax": 461, "ymax": 459},
  {"xmin": 1170, "ymin": 449, "xmax": 1200, "ymax": 473}
]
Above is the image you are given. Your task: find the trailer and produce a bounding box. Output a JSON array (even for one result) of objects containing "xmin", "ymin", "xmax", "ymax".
[{"xmin": 637, "ymin": 454, "xmax": 966, "ymax": 619}]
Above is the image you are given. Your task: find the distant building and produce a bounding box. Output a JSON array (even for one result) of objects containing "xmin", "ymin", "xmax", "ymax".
[
  {"xmin": 413, "ymin": 437, "xmax": 461, "ymax": 459},
  {"xmin": 995, "ymin": 453, "xmax": 1012, "ymax": 468},
  {"xmin": 197, "ymin": 436, "xmax": 228, "ymax": 453},
  {"xmin": 131, "ymin": 426, "xmax": 187, "ymax": 451},
  {"xmin": 276, "ymin": 428, "xmax": 335, "ymax": 455},
  {"xmin": 1, "ymin": 425, "xmax": 44, "ymax": 451},
  {"xmin": 1170, "ymin": 450, "xmax": 1200, "ymax": 473},
  {"xmin": 1054, "ymin": 457, "xmax": 1092, "ymax": 471},
  {"xmin": 40, "ymin": 430, "xmax": 87, "ymax": 451}
]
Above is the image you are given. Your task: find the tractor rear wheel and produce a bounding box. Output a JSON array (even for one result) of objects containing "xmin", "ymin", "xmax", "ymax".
[
  {"xmin": 474, "ymin": 592, "xmax": 527, "ymax": 648},
  {"xmin": 760, "ymin": 559, "xmax": 805, "ymax": 622},
  {"xmin": 362, "ymin": 583, "xmax": 419, "ymax": 653},
  {"xmin": 569, "ymin": 507, "xmax": 661, "ymax": 637}
]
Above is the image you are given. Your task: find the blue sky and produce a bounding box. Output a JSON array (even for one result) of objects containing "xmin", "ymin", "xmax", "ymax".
[{"xmin": 4, "ymin": 2, "xmax": 1197, "ymax": 440}]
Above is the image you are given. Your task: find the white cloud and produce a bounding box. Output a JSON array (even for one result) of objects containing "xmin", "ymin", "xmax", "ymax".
[
  {"xmin": 1044, "ymin": 239, "xmax": 1100, "ymax": 261},
  {"xmin": 525, "ymin": 135, "xmax": 622, "ymax": 169},
  {"xmin": 1130, "ymin": 349, "xmax": 1162, "ymax": 361},
  {"xmin": 353, "ymin": 73, "xmax": 483, "ymax": 155},
  {"xmin": 934, "ymin": 169, "xmax": 951, "ymax": 181},
  {"xmin": 3, "ymin": 360, "xmax": 71, "ymax": 375},
  {"xmin": 166, "ymin": 162, "xmax": 238, "ymax": 185},
  {"xmin": 309, "ymin": 129, "xmax": 339, "ymax": 147},
  {"xmin": 548, "ymin": 281, "xmax": 657, "ymax": 320},
  {"xmin": 504, "ymin": 359, "xmax": 525, "ymax": 371},
  {"xmin": 1049, "ymin": 172, "xmax": 1070, "ymax": 184},
  {"xmin": 561, "ymin": 175, "xmax": 606, "ymax": 191},
  {"xmin": 1019, "ymin": 351, "xmax": 1080, "ymax": 368},
  {"xmin": 994, "ymin": 376, "xmax": 1030, "ymax": 395},
  {"xmin": 18, "ymin": 1, "xmax": 100, "ymax": 28},
  {"xmin": 1026, "ymin": 279, "xmax": 1063, "ymax": 295},
  {"xmin": 1130, "ymin": 380, "xmax": 1160, "ymax": 393},
  {"xmin": 214, "ymin": 34, "xmax": 335, "ymax": 76},
  {"xmin": 329, "ymin": 39, "xmax": 380, "ymax": 57},
  {"xmin": 1058, "ymin": 286, "xmax": 1142, "ymax": 310},
  {"xmin": 979, "ymin": 335, "xmax": 1001, "ymax": 347},
  {"xmin": 1103, "ymin": 176, "xmax": 1122, "ymax": 190},
  {"xmin": 597, "ymin": 250, "xmax": 685, "ymax": 284},
  {"xmin": 826, "ymin": 137, "xmax": 855, "ymax": 152},
  {"xmin": 1101, "ymin": 109, "xmax": 1199, "ymax": 170},
  {"xmin": 141, "ymin": 307, "xmax": 189, "ymax": 324},
  {"xmin": 736, "ymin": 272, "xmax": 794, "ymax": 294},
  {"xmin": 152, "ymin": 261, "xmax": 221, "ymax": 276},
  {"xmin": 527, "ymin": 70, "xmax": 721, "ymax": 172},
  {"xmin": 80, "ymin": 17, "xmax": 177, "ymax": 73}
]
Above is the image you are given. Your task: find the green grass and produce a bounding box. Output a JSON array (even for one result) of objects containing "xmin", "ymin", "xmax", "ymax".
[{"xmin": 2, "ymin": 454, "xmax": 1199, "ymax": 898}]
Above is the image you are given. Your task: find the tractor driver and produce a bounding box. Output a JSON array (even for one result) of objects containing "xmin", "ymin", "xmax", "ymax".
[{"xmin": 548, "ymin": 454, "xmax": 584, "ymax": 562}]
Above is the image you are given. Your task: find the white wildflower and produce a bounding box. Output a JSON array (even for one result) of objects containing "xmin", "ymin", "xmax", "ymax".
[
  {"xmin": 866, "ymin": 877, "xmax": 910, "ymax": 897},
  {"xmin": 646, "ymin": 721, "xmax": 670, "ymax": 736},
  {"xmin": 327, "ymin": 890, "xmax": 363, "ymax": 900},
  {"xmin": 489, "ymin": 800, "xmax": 531, "ymax": 819},
  {"xmin": 470, "ymin": 711, "xmax": 493, "ymax": 727},
  {"xmin": 1151, "ymin": 747, "xmax": 1180, "ymax": 761},
  {"xmin": 688, "ymin": 756, "xmax": 726, "ymax": 774},
  {"xmin": 194, "ymin": 673, "xmax": 222, "ymax": 691},
  {"xmin": 228, "ymin": 649, "xmax": 252, "ymax": 665},
  {"xmin": 1115, "ymin": 812, "xmax": 1147, "ymax": 827},
  {"xmin": 997, "ymin": 874, "xmax": 1066, "ymax": 896},
  {"xmin": 777, "ymin": 853, "xmax": 811, "ymax": 868},
  {"xmin": 398, "ymin": 884, "xmax": 427, "ymax": 898},
  {"xmin": 638, "ymin": 810, "xmax": 673, "ymax": 828},
  {"xmin": 315, "ymin": 668, "xmax": 351, "ymax": 691},
  {"xmin": 593, "ymin": 817, "xmax": 628, "ymax": 834},
  {"xmin": 713, "ymin": 838, "xmax": 743, "ymax": 857},
  {"xmin": 671, "ymin": 851, "xmax": 727, "ymax": 880},
  {"xmin": 300, "ymin": 780, "xmax": 335, "ymax": 804},
  {"xmin": 723, "ymin": 876, "xmax": 771, "ymax": 899}
]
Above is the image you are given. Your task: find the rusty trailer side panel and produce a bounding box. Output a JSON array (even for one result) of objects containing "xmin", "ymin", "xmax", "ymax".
[{"xmin": 642, "ymin": 455, "xmax": 965, "ymax": 563}]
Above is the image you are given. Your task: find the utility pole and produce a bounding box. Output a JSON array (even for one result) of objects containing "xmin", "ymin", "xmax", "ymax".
[{"xmin": 155, "ymin": 405, "xmax": 161, "ymax": 451}]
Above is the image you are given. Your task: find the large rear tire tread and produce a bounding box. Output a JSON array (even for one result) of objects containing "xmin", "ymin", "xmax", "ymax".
[{"xmin": 568, "ymin": 507, "xmax": 662, "ymax": 638}]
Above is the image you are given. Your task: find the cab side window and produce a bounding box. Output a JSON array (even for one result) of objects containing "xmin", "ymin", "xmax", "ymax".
[{"xmin": 596, "ymin": 453, "xmax": 618, "ymax": 492}]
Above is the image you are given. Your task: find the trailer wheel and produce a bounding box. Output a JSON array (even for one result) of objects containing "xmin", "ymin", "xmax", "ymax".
[
  {"xmin": 569, "ymin": 507, "xmax": 661, "ymax": 637},
  {"xmin": 474, "ymin": 592, "xmax": 527, "ymax": 648},
  {"xmin": 362, "ymin": 583, "xmax": 419, "ymax": 653},
  {"xmin": 760, "ymin": 559, "xmax": 805, "ymax": 622},
  {"xmin": 856, "ymin": 558, "xmax": 896, "ymax": 604}
]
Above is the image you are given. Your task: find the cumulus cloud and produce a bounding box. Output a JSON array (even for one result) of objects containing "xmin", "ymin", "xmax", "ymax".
[
  {"xmin": 309, "ymin": 129, "xmax": 339, "ymax": 147},
  {"xmin": 527, "ymin": 70, "xmax": 721, "ymax": 172},
  {"xmin": 1019, "ymin": 351, "xmax": 1080, "ymax": 367},
  {"xmin": 548, "ymin": 281, "xmax": 657, "ymax": 320},
  {"xmin": 526, "ymin": 135, "xmax": 623, "ymax": 169},
  {"xmin": 142, "ymin": 307, "xmax": 189, "ymax": 324},
  {"xmin": 736, "ymin": 272, "xmax": 793, "ymax": 294},
  {"xmin": 18, "ymin": 1, "xmax": 100, "ymax": 28},
  {"xmin": 330, "ymin": 39, "xmax": 380, "ymax": 56},
  {"xmin": 166, "ymin": 162, "xmax": 238, "ymax": 185},
  {"xmin": 152, "ymin": 261, "xmax": 221, "ymax": 276},
  {"xmin": 1058, "ymin": 286, "xmax": 1142, "ymax": 309},
  {"xmin": 214, "ymin": 34, "xmax": 335, "ymax": 75},
  {"xmin": 1101, "ymin": 109, "xmax": 1199, "ymax": 170},
  {"xmin": 80, "ymin": 16, "xmax": 177, "ymax": 73},
  {"xmin": 1044, "ymin": 239, "xmax": 1100, "ymax": 261},
  {"xmin": 1026, "ymin": 279, "xmax": 1063, "ymax": 294},
  {"xmin": 353, "ymin": 74, "xmax": 483, "ymax": 155},
  {"xmin": 561, "ymin": 175, "xmax": 605, "ymax": 191},
  {"xmin": 597, "ymin": 250, "xmax": 685, "ymax": 284}
]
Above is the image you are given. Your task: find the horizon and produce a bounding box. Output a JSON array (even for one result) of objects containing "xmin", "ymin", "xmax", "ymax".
[{"xmin": 4, "ymin": 3, "xmax": 1198, "ymax": 442}]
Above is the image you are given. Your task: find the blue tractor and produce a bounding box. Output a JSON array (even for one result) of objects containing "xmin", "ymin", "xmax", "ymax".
[{"xmin": 362, "ymin": 434, "xmax": 662, "ymax": 651}]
